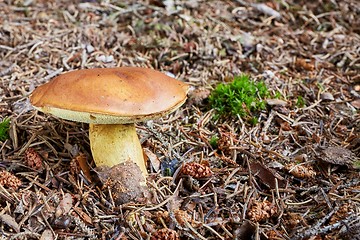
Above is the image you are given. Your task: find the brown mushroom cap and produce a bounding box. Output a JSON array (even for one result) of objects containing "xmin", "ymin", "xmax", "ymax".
[{"xmin": 30, "ymin": 67, "xmax": 189, "ymax": 124}]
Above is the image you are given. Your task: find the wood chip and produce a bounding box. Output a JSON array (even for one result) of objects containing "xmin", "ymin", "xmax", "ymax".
[
  {"xmin": 0, "ymin": 214, "xmax": 20, "ymax": 233},
  {"xmin": 266, "ymin": 99, "xmax": 288, "ymax": 106}
]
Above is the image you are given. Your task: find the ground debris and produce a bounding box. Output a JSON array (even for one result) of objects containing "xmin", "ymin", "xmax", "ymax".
[
  {"xmin": 0, "ymin": 214, "xmax": 20, "ymax": 233},
  {"xmin": 186, "ymin": 88, "xmax": 210, "ymax": 106},
  {"xmin": 40, "ymin": 229, "xmax": 54, "ymax": 240},
  {"xmin": 55, "ymin": 193, "xmax": 73, "ymax": 217},
  {"xmin": 150, "ymin": 228, "xmax": 179, "ymax": 240},
  {"xmin": 0, "ymin": 0, "xmax": 359, "ymax": 238},
  {"xmin": 97, "ymin": 161, "xmax": 150, "ymax": 204}
]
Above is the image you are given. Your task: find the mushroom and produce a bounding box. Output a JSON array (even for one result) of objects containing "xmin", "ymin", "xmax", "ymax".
[{"xmin": 30, "ymin": 67, "xmax": 189, "ymax": 203}]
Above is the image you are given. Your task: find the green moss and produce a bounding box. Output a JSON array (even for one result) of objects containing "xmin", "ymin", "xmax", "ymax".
[
  {"xmin": 249, "ymin": 116, "xmax": 259, "ymax": 126},
  {"xmin": 209, "ymin": 75, "xmax": 269, "ymax": 121},
  {"xmin": 354, "ymin": 160, "xmax": 360, "ymax": 169},
  {"xmin": 296, "ymin": 96, "xmax": 306, "ymax": 108},
  {"xmin": 209, "ymin": 135, "xmax": 219, "ymax": 148},
  {"xmin": 274, "ymin": 90, "xmax": 283, "ymax": 99},
  {"xmin": 0, "ymin": 118, "xmax": 10, "ymax": 142}
]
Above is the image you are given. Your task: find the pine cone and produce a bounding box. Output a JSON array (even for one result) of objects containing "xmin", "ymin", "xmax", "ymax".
[
  {"xmin": 181, "ymin": 162, "xmax": 212, "ymax": 179},
  {"xmin": 24, "ymin": 148, "xmax": 43, "ymax": 170},
  {"xmin": 150, "ymin": 228, "xmax": 179, "ymax": 240},
  {"xmin": 248, "ymin": 200, "xmax": 278, "ymax": 222},
  {"xmin": 0, "ymin": 170, "xmax": 22, "ymax": 190}
]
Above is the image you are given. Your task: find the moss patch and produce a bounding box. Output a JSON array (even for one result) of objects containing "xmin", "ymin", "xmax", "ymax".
[{"xmin": 209, "ymin": 75, "xmax": 269, "ymax": 121}]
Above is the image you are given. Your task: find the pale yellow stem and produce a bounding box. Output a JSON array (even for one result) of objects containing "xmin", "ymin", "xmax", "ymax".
[{"xmin": 89, "ymin": 123, "xmax": 147, "ymax": 177}]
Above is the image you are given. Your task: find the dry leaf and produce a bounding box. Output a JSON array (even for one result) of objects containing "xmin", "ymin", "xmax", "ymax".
[
  {"xmin": 320, "ymin": 92, "xmax": 334, "ymax": 101},
  {"xmin": 64, "ymin": 143, "xmax": 80, "ymax": 157},
  {"xmin": 74, "ymin": 153, "xmax": 92, "ymax": 182},
  {"xmin": 320, "ymin": 146, "xmax": 358, "ymax": 168},
  {"xmin": 293, "ymin": 154, "xmax": 307, "ymax": 162},
  {"xmin": 143, "ymin": 148, "xmax": 160, "ymax": 172},
  {"xmin": 267, "ymin": 161, "xmax": 284, "ymax": 169},
  {"xmin": 233, "ymin": 220, "xmax": 256, "ymax": 239},
  {"xmin": 250, "ymin": 162, "xmax": 286, "ymax": 189}
]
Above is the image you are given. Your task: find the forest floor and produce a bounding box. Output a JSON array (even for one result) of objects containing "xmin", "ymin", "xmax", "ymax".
[{"xmin": 0, "ymin": 0, "xmax": 359, "ymax": 239}]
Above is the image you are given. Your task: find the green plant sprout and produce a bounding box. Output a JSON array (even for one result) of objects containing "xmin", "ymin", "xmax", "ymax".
[
  {"xmin": 209, "ymin": 135, "xmax": 219, "ymax": 148},
  {"xmin": 209, "ymin": 75, "xmax": 269, "ymax": 121},
  {"xmin": 354, "ymin": 160, "xmax": 360, "ymax": 169},
  {"xmin": 0, "ymin": 118, "xmax": 10, "ymax": 141},
  {"xmin": 296, "ymin": 96, "xmax": 306, "ymax": 108}
]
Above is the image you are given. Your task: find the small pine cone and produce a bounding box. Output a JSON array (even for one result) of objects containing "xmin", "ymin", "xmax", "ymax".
[
  {"xmin": 248, "ymin": 200, "xmax": 278, "ymax": 222},
  {"xmin": 24, "ymin": 148, "xmax": 43, "ymax": 170},
  {"xmin": 154, "ymin": 211, "xmax": 170, "ymax": 224},
  {"xmin": 174, "ymin": 209, "xmax": 189, "ymax": 226},
  {"xmin": 217, "ymin": 133, "xmax": 233, "ymax": 155},
  {"xmin": 330, "ymin": 203, "xmax": 353, "ymax": 224},
  {"xmin": 0, "ymin": 170, "xmax": 22, "ymax": 190},
  {"xmin": 150, "ymin": 229, "xmax": 179, "ymax": 240},
  {"xmin": 174, "ymin": 209, "xmax": 200, "ymax": 228},
  {"xmin": 216, "ymin": 128, "xmax": 238, "ymax": 156},
  {"xmin": 181, "ymin": 162, "xmax": 212, "ymax": 179},
  {"xmin": 283, "ymin": 212, "xmax": 303, "ymax": 229},
  {"xmin": 266, "ymin": 230, "xmax": 283, "ymax": 240},
  {"xmin": 285, "ymin": 163, "xmax": 316, "ymax": 178}
]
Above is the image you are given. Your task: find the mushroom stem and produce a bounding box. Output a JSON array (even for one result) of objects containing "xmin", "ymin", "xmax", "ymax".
[{"xmin": 89, "ymin": 123, "xmax": 147, "ymax": 177}]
